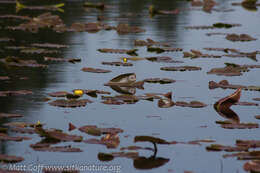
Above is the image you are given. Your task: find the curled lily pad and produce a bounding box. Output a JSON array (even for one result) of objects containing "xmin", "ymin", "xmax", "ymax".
[
  {"xmin": 98, "ymin": 48, "xmax": 138, "ymax": 56},
  {"xmin": 134, "ymin": 38, "xmax": 170, "ymax": 47},
  {"xmin": 175, "ymin": 101, "xmax": 207, "ymax": 108},
  {"xmin": 48, "ymin": 99, "xmax": 92, "ymax": 108},
  {"xmin": 144, "ymin": 78, "xmax": 175, "ymax": 84},
  {"xmin": 0, "ymin": 113, "xmax": 23, "ymax": 118},
  {"xmin": 206, "ymin": 144, "xmax": 248, "ymax": 152},
  {"xmin": 160, "ymin": 66, "xmax": 202, "ymax": 71},
  {"xmin": 158, "ymin": 99, "xmax": 174, "ymax": 108},
  {"xmin": 226, "ymin": 34, "xmax": 257, "ymax": 42},
  {"xmin": 81, "ymin": 67, "xmax": 111, "ymax": 73},
  {"xmin": 35, "ymin": 127, "xmax": 83, "ymax": 142},
  {"xmin": 102, "ymin": 61, "xmax": 133, "ymax": 66},
  {"xmin": 44, "ymin": 57, "xmax": 81, "ymax": 63},
  {"xmin": 244, "ymin": 160, "xmax": 260, "ymax": 173},
  {"xmin": 30, "ymin": 144, "xmax": 82, "ymax": 152},
  {"xmin": 0, "ymin": 90, "xmax": 32, "ymax": 97},
  {"xmin": 0, "ymin": 154, "xmax": 24, "ymax": 163},
  {"xmin": 116, "ymin": 24, "xmax": 145, "ymax": 34},
  {"xmin": 0, "ymin": 133, "xmax": 31, "ymax": 141}
]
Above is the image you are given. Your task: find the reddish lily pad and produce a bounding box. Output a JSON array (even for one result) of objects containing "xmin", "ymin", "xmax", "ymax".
[
  {"xmin": 98, "ymin": 48, "xmax": 138, "ymax": 56},
  {"xmin": 44, "ymin": 57, "xmax": 81, "ymax": 63},
  {"xmin": 68, "ymin": 123, "xmax": 77, "ymax": 131},
  {"xmin": 102, "ymin": 61, "xmax": 133, "ymax": 66},
  {"xmin": 21, "ymin": 48, "xmax": 59, "ymax": 54},
  {"xmin": 48, "ymin": 91, "xmax": 69, "ymax": 97},
  {"xmin": 175, "ymin": 101, "xmax": 207, "ymax": 108},
  {"xmin": 101, "ymin": 99, "xmax": 125, "ymax": 105},
  {"xmin": 0, "ymin": 113, "xmax": 23, "ymax": 118},
  {"xmin": 0, "ymin": 90, "xmax": 32, "ymax": 97},
  {"xmin": 84, "ymin": 134, "xmax": 120, "ymax": 148},
  {"xmin": 0, "ymin": 133, "xmax": 31, "ymax": 141},
  {"xmin": 206, "ymin": 144, "xmax": 248, "ymax": 152},
  {"xmin": 236, "ymin": 140, "xmax": 260, "ymax": 148},
  {"xmin": 224, "ymin": 151, "xmax": 260, "ymax": 160},
  {"xmin": 48, "ymin": 99, "xmax": 92, "ymax": 108},
  {"xmin": 235, "ymin": 101, "xmax": 258, "ymax": 106},
  {"xmin": 226, "ymin": 33, "xmax": 257, "ymax": 42},
  {"xmin": 11, "ymin": 127, "xmax": 36, "ymax": 134},
  {"xmin": 35, "ymin": 128, "xmax": 83, "ymax": 142},
  {"xmin": 79, "ymin": 125, "xmax": 123, "ymax": 136},
  {"xmin": 158, "ymin": 99, "xmax": 174, "ymax": 108},
  {"xmin": 244, "ymin": 160, "xmax": 260, "ymax": 173},
  {"xmin": 255, "ymin": 115, "xmax": 260, "ymax": 119},
  {"xmin": 207, "ymin": 64, "xmax": 248, "ymax": 76},
  {"xmin": 30, "ymin": 144, "xmax": 82, "ymax": 152},
  {"xmin": 81, "ymin": 67, "xmax": 111, "ymax": 73},
  {"xmin": 160, "ymin": 66, "xmax": 202, "ymax": 71},
  {"xmin": 149, "ymin": 5, "xmax": 179, "ymax": 16},
  {"xmin": 116, "ymin": 23, "xmax": 145, "ymax": 34},
  {"xmin": 221, "ymin": 123, "xmax": 259, "ymax": 129},
  {"xmin": 0, "ymin": 154, "xmax": 24, "ymax": 163}
]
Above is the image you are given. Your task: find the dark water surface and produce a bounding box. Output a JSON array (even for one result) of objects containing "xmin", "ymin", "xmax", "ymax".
[{"xmin": 1, "ymin": 0, "xmax": 260, "ymax": 172}]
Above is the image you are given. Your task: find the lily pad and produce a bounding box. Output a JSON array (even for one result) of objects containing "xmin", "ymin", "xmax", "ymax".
[
  {"xmin": 183, "ymin": 50, "xmax": 221, "ymax": 59},
  {"xmin": 11, "ymin": 127, "xmax": 36, "ymax": 134},
  {"xmin": 207, "ymin": 64, "xmax": 248, "ymax": 76},
  {"xmin": 253, "ymin": 98, "xmax": 260, "ymax": 101},
  {"xmin": 146, "ymin": 56, "xmax": 184, "ymax": 63},
  {"xmin": 224, "ymin": 151, "xmax": 260, "ymax": 160},
  {"xmin": 31, "ymin": 43, "xmax": 68, "ymax": 49},
  {"xmin": 144, "ymin": 78, "xmax": 175, "ymax": 84},
  {"xmin": 0, "ymin": 113, "xmax": 23, "ymax": 118},
  {"xmin": 236, "ymin": 140, "xmax": 260, "ymax": 148},
  {"xmin": 158, "ymin": 99, "xmax": 175, "ymax": 108},
  {"xmin": 0, "ymin": 133, "xmax": 31, "ymax": 141},
  {"xmin": 81, "ymin": 67, "xmax": 111, "ymax": 73},
  {"xmin": 116, "ymin": 23, "xmax": 145, "ymax": 34},
  {"xmin": 0, "ymin": 90, "xmax": 32, "ymax": 97},
  {"xmin": 0, "ymin": 57, "xmax": 47, "ymax": 68},
  {"xmin": 84, "ymin": 134, "xmax": 120, "ymax": 148},
  {"xmin": 21, "ymin": 48, "xmax": 59, "ymax": 54},
  {"xmin": 48, "ymin": 99, "xmax": 92, "ymax": 108},
  {"xmin": 98, "ymin": 48, "xmax": 138, "ymax": 56},
  {"xmin": 209, "ymin": 80, "xmax": 260, "ymax": 91},
  {"xmin": 160, "ymin": 66, "xmax": 202, "ymax": 71},
  {"xmin": 175, "ymin": 101, "xmax": 207, "ymax": 108},
  {"xmin": 221, "ymin": 123, "xmax": 259, "ymax": 129},
  {"xmin": 149, "ymin": 5, "xmax": 179, "ymax": 16},
  {"xmin": 134, "ymin": 38, "xmax": 170, "ymax": 47},
  {"xmin": 44, "ymin": 57, "xmax": 81, "ymax": 63},
  {"xmin": 0, "ymin": 154, "xmax": 24, "ymax": 163},
  {"xmin": 134, "ymin": 136, "xmax": 170, "ymax": 144},
  {"xmin": 206, "ymin": 144, "xmax": 248, "ymax": 152},
  {"xmin": 147, "ymin": 47, "xmax": 182, "ymax": 53},
  {"xmin": 84, "ymin": 2, "xmax": 105, "ymax": 10},
  {"xmin": 244, "ymin": 160, "xmax": 260, "ymax": 173},
  {"xmin": 102, "ymin": 61, "xmax": 133, "ymax": 66},
  {"xmin": 134, "ymin": 156, "xmax": 170, "ymax": 170},
  {"xmin": 48, "ymin": 91, "xmax": 69, "ymax": 97},
  {"xmin": 226, "ymin": 34, "xmax": 257, "ymax": 42},
  {"xmin": 79, "ymin": 125, "xmax": 123, "ymax": 136},
  {"xmin": 30, "ymin": 144, "xmax": 82, "ymax": 152}
]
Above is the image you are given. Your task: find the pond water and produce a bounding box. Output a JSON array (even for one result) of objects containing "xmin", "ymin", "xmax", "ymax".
[{"xmin": 1, "ymin": 0, "xmax": 260, "ymax": 172}]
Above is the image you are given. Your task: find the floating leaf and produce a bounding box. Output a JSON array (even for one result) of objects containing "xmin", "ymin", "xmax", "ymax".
[
  {"xmin": 81, "ymin": 67, "xmax": 111, "ymax": 73},
  {"xmin": 158, "ymin": 99, "xmax": 174, "ymax": 108},
  {"xmin": 226, "ymin": 34, "xmax": 257, "ymax": 42},
  {"xmin": 207, "ymin": 64, "xmax": 248, "ymax": 76},
  {"xmin": 134, "ymin": 136, "xmax": 170, "ymax": 144},
  {"xmin": 183, "ymin": 50, "xmax": 221, "ymax": 59},
  {"xmin": 0, "ymin": 90, "xmax": 32, "ymax": 97},
  {"xmin": 48, "ymin": 99, "xmax": 92, "ymax": 108},
  {"xmin": 98, "ymin": 48, "xmax": 138, "ymax": 56},
  {"xmin": 44, "ymin": 57, "xmax": 81, "ymax": 63},
  {"xmin": 160, "ymin": 66, "xmax": 202, "ymax": 71},
  {"xmin": 144, "ymin": 78, "xmax": 175, "ymax": 84},
  {"xmin": 134, "ymin": 156, "xmax": 170, "ymax": 170},
  {"xmin": 134, "ymin": 38, "xmax": 170, "ymax": 47},
  {"xmin": 0, "ymin": 113, "xmax": 23, "ymax": 118},
  {"xmin": 0, "ymin": 154, "xmax": 24, "ymax": 163},
  {"xmin": 48, "ymin": 91, "xmax": 69, "ymax": 97},
  {"xmin": 0, "ymin": 57, "xmax": 47, "ymax": 68},
  {"xmin": 84, "ymin": 2, "xmax": 105, "ymax": 10},
  {"xmin": 147, "ymin": 47, "xmax": 182, "ymax": 53},
  {"xmin": 68, "ymin": 123, "xmax": 77, "ymax": 131},
  {"xmin": 206, "ymin": 144, "xmax": 248, "ymax": 152},
  {"xmin": 0, "ymin": 133, "xmax": 31, "ymax": 141},
  {"xmin": 116, "ymin": 24, "xmax": 145, "ymax": 34},
  {"xmin": 146, "ymin": 56, "xmax": 184, "ymax": 63},
  {"xmin": 30, "ymin": 144, "xmax": 82, "ymax": 152},
  {"xmin": 221, "ymin": 123, "xmax": 259, "ymax": 129},
  {"xmin": 224, "ymin": 151, "xmax": 260, "ymax": 160},
  {"xmin": 149, "ymin": 5, "xmax": 179, "ymax": 17},
  {"xmin": 236, "ymin": 140, "xmax": 260, "ymax": 148},
  {"xmin": 32, "ymin": 43, "xmax": 68, "ymax": 49},
  {"xmin": 79, "ymin": 125, "xmax": 123, "ymax": 136},
  {"xmin": 213, "ymin": 23, "xmax": 234, "ymax": 28},
  {"xmin": 244, "ymin": 160, "xmax": 260, "ymax": 173},
  {"xmin": 175, "ymin": 101, "xmax": 207, "ymax": 108},
  {"xmin": 84, "ymin": 134, "xmax": 120, "ymax": 149},
  {"xmin": 209, "ymin": 80, "xmax": 260, "ymax": 91},
  {"xmin": 102, "ymin": 61, "xmax": 133, "ymax": 66},
  {"xmin": 235, "ymin": 101, "xmax": 258, "ymax": 106}
]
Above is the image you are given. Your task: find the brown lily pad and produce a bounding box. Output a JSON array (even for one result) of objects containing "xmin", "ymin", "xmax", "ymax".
[
  {"xmin": 30, "ymin": 144, "xmax": 82, "ymax": 152},
  {"xmin": 144, "ymin": 78, "xmax": 176, "ymax": 84},
  {"xmin": 69, "ymin": 22, "xmax": 102, "ymax": 32},
  {"xmin": 134, "ymin": 136, "xmax": 170, "ymax": 144},
  {"xmin": 0, "ymin": 133, "xmax": 31, "ymax": 141},
  {"xmin": 147, "ymin": 47, "xmax": 182, "ymax": 53},
  {"xmin": 183, "ymin": 50, "xmax": 221, "ymax": 59},
  {"xmin": 207, "ymin": 64, "xmax": 249, "ymax": 76},
  {"xmin": 158, "ymin": 99, "xmax": 174, "ymax": 108},
  {"xmin": 0, "ymin": 154, "xmax": 24, "ymax": 163},
  {"xmin": 116, "ymin": 23, "xmax": 145, "ymax": 34},
  {"xmin": 32, "ymin": 43, "xmax": 68, "ymax": 49},
  {"xmin": 81, "ymin": 67, "xmax": 111, "ymax": 73},
  {"xmin": 0, "ymin": 57, "xmax": 47, "ymax": 68},
  {"xmin": 206, "ymin": 144, "xmax": 248, "ymax": 152},
  {"xmin": 0, "ymin": 113, "xmax": 23, "ymax": 118},
  {"xmin": 0, "ymin": 90, "xmax": 32, "ymax": 97},
  {"xmin": 255, "ymin": 115, "xmax": 260, "ymax": 119},
  {"xmin": 98, "ymin": 48, "xmax": 138, "ymax": 56},
  {"xmin": 146, "ymin": 56, "xmax": 184, "ymax": 63},
  {"xmin": 48, "ymin": 91, "xmax": 69, "ymax": 97},
  {"xmin": 35, "ymin": 127, "xmax": 83, "ymax": 142},
  {"xmin": 79, "ymin": 125, "xmax": 123, "ymax": 136},
  {"xmin": 102, "ymin": 95, "xmax": 139, "ymax": 104},
  {"xmin": 44, "ymin": 57, "xmax": 81, "ymax": 63},
  {"xmin": 244, "ymin": 160, "xmax": 260, "ymax": 173},
  {"xmin": 209, "ymin": 80, "xmax": 260, "ymax": 91},
  {"xmin": 102, "ymin": 61, "xmax": 133, "ymax": 66},
  {"xmin": 84, "ymin": 134, "xmax": 120, "ymax": 149},
  {"xmin": 11, "ymin": 127, "xmax": 36, "ymax": 134},
  {"xmin": 175, "ymin": 101, "xmax": 207, "ymax": 108},
  {"xmin": 105, "ymin": 73, "xmax": 144, "ymax": 88},
  {"xmin": 21, "ymin": 48, "xmax": 59, "ymax": 54},
  {"xmin": 101, "ymin": 99, "xmax": 125, "ymax": 105},
  {"xmin": 236, "ymin": 140, "xmax": 260, "ymax": 148},
  {"xmin": 226, "ymin": 33, "xmax": 257, "ymax": 42},
  {"xmin": 160, "ymin": 66, "xmax": 202, "ymax": 71},
  {"xmin": 224, "ymin": 151, "xmax": 260, "ymax": 160},
  {"xmin": 235, "ymin": 101, "xmax": 258, "ymax": 106},
  {"xmin": 48, "ymin": 99, "xmax": 92, "ymax": 108},
  {"xmin": 134, "ymin": 38, "xmax": 170, "ymax": 47},
  {"xmin": 221, "ymin": 123, "xmax": 259, "ymax": 129}
]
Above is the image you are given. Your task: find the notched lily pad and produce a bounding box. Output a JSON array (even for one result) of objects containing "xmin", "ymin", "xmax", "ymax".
[
  {"xmin": 102, "ymin": 61, "xmax": 133, "ymax": 66},
  {"xmin": 81, "ymin": 67, "xmax": 111, "ymax": 73},
  {"xmin": 160, "ymin": 66, "xmax": 202, "ymax": 71},
  {"xmin": 0, "ymin": 154, "xmax": 24, "ymax": 163},
  {"xmin": 226, "ymin": 34, "xmax": 257, "ymax": 42},
  {"xmin": 144, "ymin": 78, "xmax": 175, "ymax": 84},
  {"xmin": 49, "ymin": 99, "xmax": 92, "ymax": 108},
  {"xmin": 98, "ymin": 48, "xmax": 138, "ymax": 56},
  {"xmin": 183, "ymin": 49, "xmax": 221, "ymax": 59}
]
